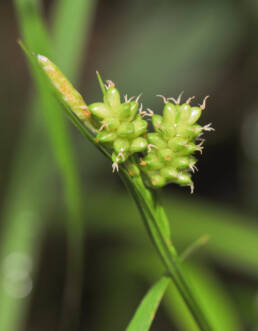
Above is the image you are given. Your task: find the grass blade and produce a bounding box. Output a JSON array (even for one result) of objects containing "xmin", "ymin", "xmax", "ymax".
[
  {"xmin": 126, "ymin": 276, "xmax": 170, "ymax": 331},
  {"xmin": 52, "ymin": 0, "xmax": 97, "ymax": 80},
  {"xmin": 163, "ymin": 262, "xmax": 241, "ymax": 331},
  {"xmin": 119, "ymin": 251, "xmax": 240, "ymax": 331}
]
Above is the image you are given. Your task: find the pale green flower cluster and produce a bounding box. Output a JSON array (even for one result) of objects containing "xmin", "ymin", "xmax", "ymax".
[{"xmin": 37, "ymin": 54, "xmax": 213, "ymax": 192}]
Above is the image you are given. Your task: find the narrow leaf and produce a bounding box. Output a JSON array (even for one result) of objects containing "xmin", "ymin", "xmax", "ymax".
[
  {"xmin": 180, "ymin": 234, "xmax": 210, "ymax": 261},
  {"xmin": 96, "ymin": 71, "xmax": 107, "ymax": 95},
  {"xmin": 126, "ymin": 276, "xmax": 170, "ymax": 331}
]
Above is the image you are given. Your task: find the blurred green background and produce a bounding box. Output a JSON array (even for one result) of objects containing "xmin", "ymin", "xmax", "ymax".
[{"xmin": 1, "ymin": 0, "xmax": 258, "ymax": 330}]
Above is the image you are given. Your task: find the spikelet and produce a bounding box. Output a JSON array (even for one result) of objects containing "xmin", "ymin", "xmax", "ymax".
[
  {"xmin": 140, "ymin": 95, "xmax": 213, "ymax": 193},
  {"xmin": 88, "ymin": 77, "xmax": 149, "ymax": 172}
]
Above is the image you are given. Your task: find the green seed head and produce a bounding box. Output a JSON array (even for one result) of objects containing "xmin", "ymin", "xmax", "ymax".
[
  {"xmin": 87, "ymin": 74, "xmax": 148, "ymax": 169},
  {"xmin": 140, "ymin": 94, "xmax": 212, "ymax": 192}
]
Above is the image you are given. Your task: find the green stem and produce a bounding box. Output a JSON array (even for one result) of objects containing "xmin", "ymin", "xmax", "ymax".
[{"xmin": 121, "ymin": 170, "xmax": 212, "ymax": 331}]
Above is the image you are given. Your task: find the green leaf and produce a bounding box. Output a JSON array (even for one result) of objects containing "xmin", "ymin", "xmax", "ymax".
[
  {"xmin": 163, "ymin": 262, "xmax": 240, "ymax": 331},
  {"xmin": 126, "ymin": 276, "xmax": 170, "ymax": 331}
]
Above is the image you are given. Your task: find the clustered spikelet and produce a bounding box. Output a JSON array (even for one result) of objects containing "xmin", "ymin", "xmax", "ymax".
[
  {"xmin": 37, "ymin": 53, "xmax": 213, "ymax": 193},
  {"xmin": 140, "ymin": 94, "xmax": 213, "ymax": 193},
  {"xmin": 88, "ymin": 80, "xmax": 149, "ymax": 172}
]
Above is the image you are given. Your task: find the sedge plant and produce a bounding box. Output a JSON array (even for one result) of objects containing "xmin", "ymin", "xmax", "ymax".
[{"xmin": 22, "ymin": 46, "xmax": 214, "ymax": 330}]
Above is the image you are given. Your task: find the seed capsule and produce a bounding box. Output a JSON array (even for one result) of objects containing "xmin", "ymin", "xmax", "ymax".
[
  {"xmin": 163, "ymin": 103, "xmax": 177, "ymax": 124},
  {"xmin": 128, "ymin": 101, "xmax": 139, "ymax": 121},
  {"xmin": 176, "ymin": 173, "xmax": 192, "ymax": 186},
  {"xmin": 177, "ymin": 124, "xmax": 202, "ymax": 139},
  {"xmin": 119, "ymin": 103, "xmax": 131, "ymax": 120},
  {"xmin": 102, "ymin": 117, "xmax": 119, "ymax": 131},
  {"xmin": 187, "ymin": 107, "xmax": 202, "ymax": 125},
  {"xmin": 150, "ymin": 174, "xmax": 166, "ymax": 188},
  {"xmin": 147, "ymin": 133, "xmax": 167, "ymax": 148},
  {"xmin": 158, "ymin": 148, "xmax": 172, "ymax": 162},
  {"xmin": 97, "ymin": 131, "xmax": 117, "ymax": 143},
  {"xmin": 114, "ymin": 138, "xmax": 130, "ymax": 154},
  {"xmin": 133, "ymin": 116, "xmax": 148, "ymax": 137},
  {"xmin": 89, "ymin": 103, "xmax": 111, "ymax": 119},
  {"xmin": 152, "ymin": 114, "xmax": 163, "ymax": 133},
  {"xmin": 178, "ymin": 103, "xmax": 191, "ymax": 123},
  {"xmin": 130, "ymin": 137, "xmax": 147, "ymax": 153},
  {"xmin": 143, "ymin": 153, "xmax": 163, "ymax": 170},
  {"xmin": 171, "ymin": 156, "xmax": 191, "ymax": 170},
  {"xmin": 117, "ymin": 122, "xmax": 135, "ymax": 138},
  {"xmin": 104, "ymin": 87, "xmax": 121, "ymax": 110},
  {"xmin": 168, "ymin": 137, "xmax": 187, "ymax": 152},
  {"xmin": 127, "ymin": 163, "xmax": 140, "ymax": 177},
  {"xmin": 160, "ymin": 167, "xmax": 179, "ymax": 180}
]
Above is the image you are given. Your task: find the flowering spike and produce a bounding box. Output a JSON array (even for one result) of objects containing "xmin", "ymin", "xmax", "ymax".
[
  {"xmin": 88, "ymin": 77, "xmax": 149, "ymax": 168},
  {"xmin": 140, "ymin": 94, "xmax": 213, "ymax": 192}
]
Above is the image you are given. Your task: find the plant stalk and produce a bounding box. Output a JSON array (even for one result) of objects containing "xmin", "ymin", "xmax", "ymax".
[
  {"xmin": 29, "ymin": 52, "xmax": 213, "ymax": 329},
  {"xmin": 121, "ymin": 170, "xmax": 212, "ymax": 331}
]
